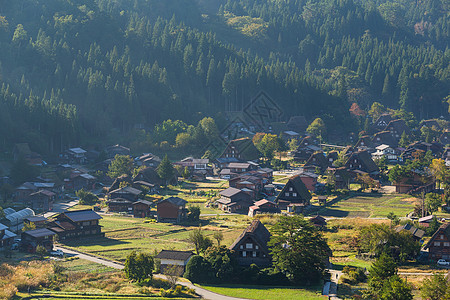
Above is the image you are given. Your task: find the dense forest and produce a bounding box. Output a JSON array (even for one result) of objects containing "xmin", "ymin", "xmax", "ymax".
[{"xmin": 0, "ymin": 0, "xmax": 448, "ymax": 155}]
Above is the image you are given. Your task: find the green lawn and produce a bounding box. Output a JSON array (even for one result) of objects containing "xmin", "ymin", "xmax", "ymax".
[
  {"xmin": 198, "ymin": 284, "xmax": 325, "ymax": 300},
  {"xmin": 317, "ymin": 194, "xmax": 417, "ymax": 218}
]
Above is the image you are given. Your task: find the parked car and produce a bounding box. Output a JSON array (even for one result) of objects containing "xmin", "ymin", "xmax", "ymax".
[
  {"xmin": 50, "ymin": 249, "xmax": 64, "ymax": 257},
  {"xmin": 437, "ymin": 259, "xmax": 450, "ymax": 266}
]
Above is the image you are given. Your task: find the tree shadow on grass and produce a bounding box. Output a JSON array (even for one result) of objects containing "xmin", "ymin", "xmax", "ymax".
[{"xmin": 317, "ymin": 208, "xmax": 349, "ymax": 217}]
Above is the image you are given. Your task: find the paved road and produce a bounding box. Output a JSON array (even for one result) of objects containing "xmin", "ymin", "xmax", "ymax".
[
  {"xmin": 327, "ymin": 270, "xmax": 343, "ymax": 300},
  {"xmin": 43, "ymin": 199, "xmax": 79, "ymax": 218},
  {"xmin": 55, "ymin": 246, "xmax": 246, "ymax": 300}
]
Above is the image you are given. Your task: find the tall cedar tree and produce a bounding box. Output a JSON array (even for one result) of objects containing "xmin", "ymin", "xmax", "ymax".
[{"xmin": 157, "ymin": 154, "xmax": 175, "ymax": 186}]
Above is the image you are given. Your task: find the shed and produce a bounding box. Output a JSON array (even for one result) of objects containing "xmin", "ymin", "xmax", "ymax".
[{"xmin": 155, "ymin": 250, "xmax": 193, "ymax": 274}]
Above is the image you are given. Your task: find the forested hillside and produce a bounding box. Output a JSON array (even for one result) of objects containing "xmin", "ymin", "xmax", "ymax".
[{"xmin": 0, "ymin": 0, "xmax": 448, "ymax": 154}]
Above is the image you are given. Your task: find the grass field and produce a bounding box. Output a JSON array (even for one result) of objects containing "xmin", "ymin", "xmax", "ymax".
[
  {"xmin": 61, "ymin": 215, "xmax": 247, "ymax": 262},
  {"xmin": 317, "ymin": 194, "xmax": 418, "ymax": 218},
  {"xmin": 59, "ymin": 258, "xmax": 117, "ymax": 273},
  {"xmin": 198, "ymin": 284, "xmax": 325, "ymax": 300}
]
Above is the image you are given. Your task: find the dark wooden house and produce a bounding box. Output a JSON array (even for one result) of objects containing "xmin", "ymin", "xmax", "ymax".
[
  {"xmin": 220, "ymin": 137, "xmax": 260, "ymax": 161},
  {"xmin": 217, "ymin": 187, "xmax": 252, "ymax": 213},
  {"xmin": 304, "ymin": 152, "xmax": 329, "ymax": 173},
  {"xmin": 157, "ymin": 197, "xmax": 187, "ymax": 223},
  {"xmin": 132, "ymin": 200, "xmax": 153, "ymax": 218},
  {"xmin": 109, "ymin": 186, "xmax": 143, "ymax": 202},
  {"xmin": 230, "ymin": 219, "xmax": 271, "ymax": 267},
  {"xmin": 22, "ymin": 228, "xmax": 56, "ymax": 252},
  {"xmin": 48, "ymin": 209, "xmax": 102, "ymax": 240},
  {"xmin": 275, "ymin": 175, "xmax": 312, "ymax": 210},
  {"xmin": 0, "ymin": 223, "xmax": 16, "ymax": 249},
  {"xmin": 424, "ymin": 222, "xmax": 450, "ymax": 261},
  {"xmin": 248, "ymin": 199, "xmax": 280, "ymax": 217},
  {"xmin": 345, "ymin": 150, "xmax": 379, "ymax": 175},
  {"xmin": 28, "ymin": 190, "xmax": 56, "ymax": 212},
  {"xmin": 155, "ymin": 250, "xmax": 193, "ymax": 274},
  {"xmin": 105, "ymin": 144, "xmax": 131, "ymax": 159}
]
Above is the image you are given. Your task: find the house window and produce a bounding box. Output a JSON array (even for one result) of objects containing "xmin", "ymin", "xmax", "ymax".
[
  {"xmin": 434, "ymin": 242, "xmax": 441, "ymax": 246},
  {"xmin": 285, "ymin": 192, "xmax": 289, "ymax": 196},
  {"xmin": 444, "ymin": 242, "xmax": 450, "ymax": 247},
  {"xmin": 289, "ymin": 187, "xmax": 293, "ymax": 191},
  {"xmin": 246, "ymin": 243, "xmax": 253, "ymax": 249},
  {"xmin": 240, "ymin": 245, "xmax": 243, "ymax": 249},
  {"xmin": 293, "ymin": 193, "xmax": 297, "ymax": 197},
  {"xmin": 255, "ymin": 245, "xmax": 259, "ymax": 250},
  {"xmin": 441, "ymin": 235, "xmax": 445, "ymax": 240},
  {"xmin": 242, "ymin": 251, "xmax": 246, "ymax": 257},
  {"xmin": 252, "ymin": 251, "xmax": 257, "ymax": 257}
]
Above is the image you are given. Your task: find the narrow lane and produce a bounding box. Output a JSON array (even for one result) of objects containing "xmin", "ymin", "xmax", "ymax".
[{"xmin": 55, "ymin": 246, "xmax": 246, "ymax": 300}]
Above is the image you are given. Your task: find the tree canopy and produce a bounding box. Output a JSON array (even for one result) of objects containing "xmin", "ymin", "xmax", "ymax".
[{"xmin": 268, "ymin": 215, "xmax": 331, "ymax": 285}]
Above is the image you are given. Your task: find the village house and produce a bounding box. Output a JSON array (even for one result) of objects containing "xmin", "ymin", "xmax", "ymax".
[
  {"xmin": 395, "ymin": 224, "xmax": 425, "ymax": 241},
  {"xmin": 227, "ymin": 162, "xmax": 254, "ymax": 173},
  {"xmin": 401, "ymin": 141, "xmax": 443, "ymax": 161},
  {"xmin": 155, "ymin": 250, "xmax": 193, "ymax": 274},
  {"xmin": 220, "ymin": 137, "xmax": 260, "ymax": 161},
  {"xmin": 26, "ymin": 190, "xmax": 55, "ymax": 212},
  {"xmin": 295, "ymin": 171, "xmax": 319, "ymax": 192},
  {"xmin": 384, "ymin": 119, "xmax": 411, "ymax": 139},
  {"xmin": 309, "ymin": 215, "xmax": 327, "ymax": 228},
  {"xmin": 66, "ymin": 147, "xmax": 88, "ymax": 164},
  {"xmin": 132, "ymin": 200, "xmax": 153, "ymax": 218},
  {"xmin": 372, "ymin": 131, "xmax": 398, "ymax": 147},
  {"xmin": 106, "ymin": 198, "xmax": 133, "ymax": 213},
  {"xmin": 293, "ymin": 136, "xmax": 321, "ymax": 161},
  {"xmin": 109, "ymin": 186, "xmax": 143, "ymax": 202},
  {"xmin": 15, "ymin": 182, "xmax": 38, "ymax": 203},
  {"xmin": 282, "ymin": 130, "xmax": 300, "ymax": 142},
  {"xmin": 248, "ymin": 199, "xmax": 280, "ymax": 217},
  {"xmin": 304, "ymin": 152, "xmax": 329, "ymax": 173},
  {"xmin": 21, "ymin": 228, "xmax": 56, "ymax": 252},
  {"xmin": 217, "ymin": 187, "xmax": 253, "ymax": 213},
  {"xmin": 105, "ymin": 144, "xmax": 131, "ymax": 159},
  {"xmin": 24, "ymin": 216, "xmax": 48, "ymax": 228},
  {"xmin": 275, "ymin": 175, "xmax": 312, "ymax": 211},
  {"xmin": 372, "ymin": 114, "xmax": 392, "ymax": 132},
  {"xmin": 69, "ymin": 172, "xmax": 96, "ymax": 191},
  {"xmin": 393, "ymin": 170, "xmax": 435, "ymax": 194},
  {"xmin": 345, "ymin": 150, "xmax": 379, "ymax": 176},
  {"xmin": 230, "ymin": 219, "xmax": 272, "ymax": 267},
  {"xmin": 219, "ymin": 168, "xmax": 238, "ymax": 179},
  {"xmin": 0, "ymin": 223, "xmax": 16, "ymax": 249},
  {"xmin": 175, "ymin": 157, "xmax": 210, "ymax": 172},
  {"xmin": 355, "ymin": 135, "xmax": 375, "ymax": 151},
  {"xmin": 418, "ymin": 215, "xmax": 435, "ymax": 228},
  {"xmin": 157, "ymin": 197, "xmax": 187, "ymax": 223},
  {"xmin": 287, "ymin": 115, "xmax": 308, "ymax": 134},
  {"xmin": 132, "ymin": 181, "xmax": 159, "ymax": 194},
  {"xmin": 48, "ymin": 209, "xmax": 102, "ymax": 240},
  {"xmin": 372, "ymin": 144, "xmax": 401, "ymax": 163},
  {"xmin": 423, "ymin": 222, "xmax": 450, "ymax": 261},
  {"xmin": 135, "ymin": 153, "xmax": 162, "ymax": 168}
]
